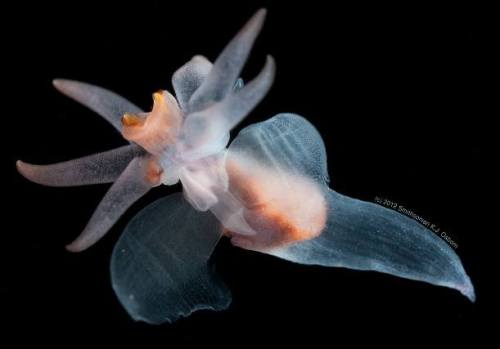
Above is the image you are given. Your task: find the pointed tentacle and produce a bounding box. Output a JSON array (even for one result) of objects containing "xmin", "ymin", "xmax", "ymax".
[
  {"xmin": 65, "ymin": 155, "xmax": 154, "ymax": 252},
  {"xmin": 53, "ymin": 79, "xmax": 143, "ymax": 132},
  {"xmin": 172, "ymin": 57, "xmax": 245, "ymax": 114},
  {"xmin": 17, "ymin": 145, "xmax": 144, "ymax": 187},
  {"xmin": 179, "ymin": 56, "xmax": 275, "ymax": 160},
  {"xmin": 172, "ymin": 55, "xmax": 213, "ymax": 112},
  {"xmin": 210, "ymin": 55, "xmax": 274, "ymax": 131},
  {"xmin": 188, "ymin": 9, "xmax": 267, "ymax": 111}
]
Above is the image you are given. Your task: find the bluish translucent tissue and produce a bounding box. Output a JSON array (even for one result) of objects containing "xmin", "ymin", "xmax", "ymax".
[{"xmin": 17, "ymin": 9, "xmax": 474, "ymax": 324}]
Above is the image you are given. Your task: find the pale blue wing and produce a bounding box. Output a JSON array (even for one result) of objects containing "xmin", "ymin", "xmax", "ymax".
[
  {"xmin": 271, "ymin": 190, "xmax": 475, "ymax": 301},
  {"xmin": 228, "ymin": 113, "xmax": 329, "ymax": 184},
  {"xmin": 110, "ymin": 193, "xmax": 231, "ymax": 324},
  {"xmin": 228, "ymin": 113, "xmax": 475, "ymax": 301},
  {"xmin": 53, "ymin": 79, "xmax": 143, "ymax": 132},
  {"xmin": 17, "ymin": 144, "xmax": 143, "ymax": 187}
]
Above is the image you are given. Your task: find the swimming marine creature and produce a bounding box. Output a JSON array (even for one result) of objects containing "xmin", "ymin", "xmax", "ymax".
[{"xmin": 17, "ymin": 9, "xmax": 475, "ymax": 324}]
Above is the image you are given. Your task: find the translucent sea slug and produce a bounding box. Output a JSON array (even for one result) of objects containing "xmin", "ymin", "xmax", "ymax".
[{"xmin": 17, "ymin": 9, "xmax": 474, "ymax": 324}]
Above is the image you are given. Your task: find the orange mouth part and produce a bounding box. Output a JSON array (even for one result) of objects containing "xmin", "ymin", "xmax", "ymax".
[
  {"xmin": 122, "ymin": 113, "xmax": 145, "ymax": 127},
  {"xmin": 121, "ymin": 90, "xmax": 182, "ymax": 155}
]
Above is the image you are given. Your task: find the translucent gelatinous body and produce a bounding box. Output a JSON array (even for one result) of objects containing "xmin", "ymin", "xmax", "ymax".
[{"xmin": 17, "ymin": 9, "xmax": 474, "ymax": 324}]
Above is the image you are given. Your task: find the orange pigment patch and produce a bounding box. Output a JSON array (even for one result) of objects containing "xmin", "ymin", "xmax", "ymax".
[
  {"xmin": 221, "ymin": 227, "xmax": 232, "ymax": 237},
  {"xmin": 122, "ymin": 113, "xmax": 145, "ymax": 127},
  {"xmin": 225, "ymin": 154, "xmax": 327, "ymax": 249},
  {"xmin": 144, "ymin": 158, "xmax": 163, "ymax": 186},
  {"xmin": 121, "ymin": 90, "xmax": 182, "ymax": 155},
  {"xmin": 225, "ymin": 159, "xmax": 265, "ymax": 208}
]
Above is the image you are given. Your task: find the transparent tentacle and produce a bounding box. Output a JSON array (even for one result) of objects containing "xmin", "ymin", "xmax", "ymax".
[
  {"xmin": 66, "ymin": 155, "xmax": 152, "ymax": 252},
  {"xmin": 172, "ymin": 55, "xmax": 213, "ymax": 112},
  {"xmin": 53, "ymin": 79, "xmax": 143, "ymax": 132},
  {"xmin": 188, "ymin": 9, "xmax": 267, "ymax": 111},
  {"xmin": 16, "ymin": 145, "xmax": 143, "ymax": 187},
  {"xmin": 180, "ymin": 56, "xmax": 275, "ymax": 160}
]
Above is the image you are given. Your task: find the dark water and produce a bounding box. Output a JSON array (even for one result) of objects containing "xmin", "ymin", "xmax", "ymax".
[{"xmin": 3, "ymin": 0, "xmax": 492, "ymax": 345}]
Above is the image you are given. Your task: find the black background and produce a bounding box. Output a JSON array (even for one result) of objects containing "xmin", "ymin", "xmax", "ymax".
[{"xmin": 3, "ymin": 0, "xmax": 492, "ymax": 345}]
